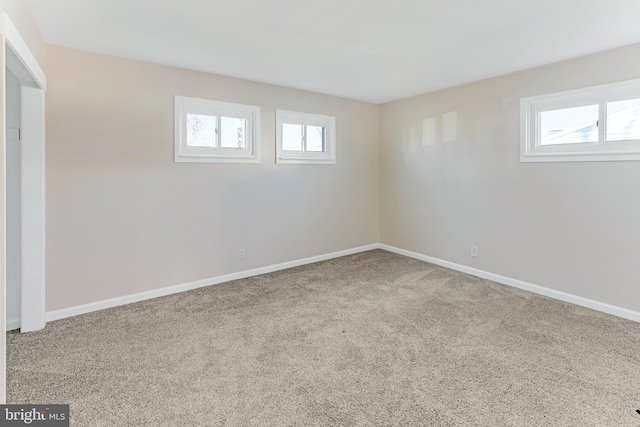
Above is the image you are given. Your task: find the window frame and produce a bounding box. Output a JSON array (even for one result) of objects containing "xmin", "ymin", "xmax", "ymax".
[
  {"xmin": 174, "ymin": 96, "xmax": 260, "ymax": 163},
  {"xmin": 276, "ymin": 110, "xmax": 336, "ymax": 165},
  {"xmin": 520, "ymin": 78, "xmax": 640, "ymax": 162}
]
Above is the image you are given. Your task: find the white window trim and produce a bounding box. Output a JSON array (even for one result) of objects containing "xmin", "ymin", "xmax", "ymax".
[
  {"xmin": 276, "ymin": 110, "xmax": 336, "ymax": 165},
  {"xmin": 174, "ymin": 96, "xmax": 261, "ymax": 163},
  {"xmin": 520, "ymin": 78, "xmax": 640, "ymax": 163}
]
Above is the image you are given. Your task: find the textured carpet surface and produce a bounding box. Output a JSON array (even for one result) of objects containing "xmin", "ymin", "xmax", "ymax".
[{"xmin": 7, "ymin": 250, "xmax": 640, "ymax": 426}]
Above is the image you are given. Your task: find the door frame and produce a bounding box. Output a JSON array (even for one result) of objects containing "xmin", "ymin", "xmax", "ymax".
[{"xmin": 0, "ymin": 12, "xmax": 47, "ymax": 403}]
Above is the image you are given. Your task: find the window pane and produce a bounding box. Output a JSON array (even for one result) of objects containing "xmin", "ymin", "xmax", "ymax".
[
  {"xmin": 606, "ymin": 98, "xmax": 640, "ymax": 142},
  {"xmin": 220, "ymin": 117, "xmax": 247, "ymax": 149},
  {"xmin": 186, "ymin": 114, "xmax": 216, "ymax": 147},
  {"xmin": 282, "ymin": 123, "xmax": 303, "ymax": 152},
  {"xmin": 540, "ymin": 105, "xmax": 599, "ymax": 145},
  {"xmin": 306, "ymin": 125, "xmax": 325, "ymax": 152}
]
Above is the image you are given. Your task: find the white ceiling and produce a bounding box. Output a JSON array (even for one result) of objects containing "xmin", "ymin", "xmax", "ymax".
[{"xmin": 26, "ymin": 0, "xmax": 640, "ymax": 104}]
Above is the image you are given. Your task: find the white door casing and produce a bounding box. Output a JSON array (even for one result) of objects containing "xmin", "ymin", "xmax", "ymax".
[{"xmin": 20, "ymin": 86, "xmax": 45, "ymax": 333}]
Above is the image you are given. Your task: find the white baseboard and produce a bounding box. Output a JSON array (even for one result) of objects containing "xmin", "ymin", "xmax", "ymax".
[
  {"xmin": 6, "ymin": 319, "xmax": 20, "ymax": 331},
  {"xmin": 15, "ymin": 242, "xmax": 639, "ymax": 330},
  {"xmin": 379, "ymin": 244, "xmax": 640, "ymax": 323},
  {"xmin": 45, "ymin": 244, "xmax": 380, "ymax": 324}
]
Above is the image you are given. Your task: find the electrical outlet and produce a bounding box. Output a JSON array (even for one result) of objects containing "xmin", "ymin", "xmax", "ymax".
[
  {"xmin": 238, "ymin": 248, "xmax": 245, "ymax": 259},
  {"xmin": 470, "ymin": 245, "xmax": 479, "ymax": 258}
]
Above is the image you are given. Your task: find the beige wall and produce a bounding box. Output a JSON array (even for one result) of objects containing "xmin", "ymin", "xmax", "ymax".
[
  {"xmin": 0, "ymin": 0, "xmax": 44, "ymax": 65},
  {"xmin": 45, "ymin": 44, "xmax": 379, "ymax": 311},
  {"xmin": 380, "ymin": 43, "xmax": 640, "ymax": 312},
  {"xmin": 40, "ymin": 40, "xmax": 640, "ymax": 314}
]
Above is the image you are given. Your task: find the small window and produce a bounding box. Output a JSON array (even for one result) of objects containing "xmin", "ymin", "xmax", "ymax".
[
  {"xmin": 520, "ymin": 78, "xmax": 640, "ymax": 162},
  {"xmin": 175, "ymin": 96, "xmax": 260, "ymax": 163},
  {"xmin": 606, "ymin": 98, "xmax": 640, "ymax": 142},
  {"xmin": 276, "ymin": 110, "xmax": 336, "ymax": 164}
]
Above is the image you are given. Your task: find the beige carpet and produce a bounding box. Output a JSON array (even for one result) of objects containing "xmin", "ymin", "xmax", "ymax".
[{"xmin": 7, "ymin": 250, "xmax": 640, "ymax": 426}]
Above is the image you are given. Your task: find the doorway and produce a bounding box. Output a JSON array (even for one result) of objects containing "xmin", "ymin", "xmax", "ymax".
[
  {"xmin": 4, "ymin": 39, "xmax": 47, "ymax": 334},
  {"xmin": 1, "ymin": 12, "xmax": 47, "ymax": 403}
]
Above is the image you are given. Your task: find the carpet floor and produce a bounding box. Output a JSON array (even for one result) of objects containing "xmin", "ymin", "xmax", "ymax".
[{"xmin": 7, "ymin": 250, "xmax": 640, "ymax": 426}]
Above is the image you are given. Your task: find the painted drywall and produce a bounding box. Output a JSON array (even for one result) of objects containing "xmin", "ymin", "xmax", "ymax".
[
  {"xmin": 44, "ymin": 44, "xmax": 379, "ymax": 311},
  {"xmin": 0, "ymin": 0, "xmax": 44, "ymax": 65},
  {"xmin": 6, "ymin": 68, "xmax": 20, "ymax": 326},
  {"xmin": 379, "ymin": 43, "xmax": 640, "ymax": 313}
]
